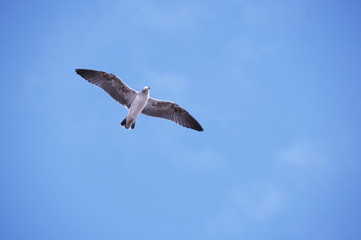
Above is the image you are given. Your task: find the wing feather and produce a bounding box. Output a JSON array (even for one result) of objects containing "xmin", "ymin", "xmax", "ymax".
[
  {"xmin": 141, "ymin": 98, "xmax": 203, "ymax": 132},
  {"xmin": 76, "ymin": 69, "xmax": 137, "ymax": 108}
]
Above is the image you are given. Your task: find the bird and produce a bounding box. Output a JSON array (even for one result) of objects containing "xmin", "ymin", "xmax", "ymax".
[{"xmin": 75, "ymin": 69, "xmax": 203, "ymax": 132}]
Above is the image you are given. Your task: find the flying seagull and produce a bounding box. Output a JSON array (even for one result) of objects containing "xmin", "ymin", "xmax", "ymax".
[{"xmin": 76, "ymin": 69, "xmax": 203, "ymax": 132}]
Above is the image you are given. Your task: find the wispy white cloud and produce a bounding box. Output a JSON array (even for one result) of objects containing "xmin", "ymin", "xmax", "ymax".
[
  {"xmin": 205, "ymin": 183, "xmax": 287, "ymax": 236},
  {"xmin": 174, "ymin": 147, "xmax": 227, "ymax": 173},
  {"xmin": 276, "ymin": 140, "xmax": 327, "ymax": 168},
  {"xmin": 112, "ymin": 0, "xmax": 202, "ymax": 32},
  {"xmin": 229, "ymin": 185, "xmax": 286, "ymax": 221},
  {"xmin": 234, "ymin": 0, "xmax": 305, "ymax": 27},
  {"xmin": 133, "ymin": 2, "xmax": 197, "ymax": 31}
]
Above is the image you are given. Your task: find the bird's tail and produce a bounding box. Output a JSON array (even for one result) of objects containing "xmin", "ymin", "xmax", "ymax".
[
  {"xmin": 121, "ymin": 118, "xmax": 126, "ymax": 126},
  {"xmin": 121, "ymin": 117, "xmax": 136, "ymax": 129}
]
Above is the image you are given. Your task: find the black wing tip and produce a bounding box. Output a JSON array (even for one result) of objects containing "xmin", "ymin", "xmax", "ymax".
[
  {"xmin": 188, "ymin": 118, "xmax": 203, "ymax": 132},
  {"xmin": 181, "ymin": 110, "xmax": 204, "ymax": 132},
  {"xmin": 193, "ymin": 125, "xmax": 204, "ymax": 132},
  {"xmin": 75, "ymin": 68, "xmax": 95, "ymax": 75},
  {"xmin": 75, "ymin": 68, "xmax": 86, "ymax": 73},
  {"xmin": 75, "ymin": 69, "xmax": 88, "ymax": 77},
  {"xmin": 188, "ymin": 115, "xmax": 204, "ymax": 132},
  {"xmin": 75, "ymin": 69, "xmax": 102, "ymax": 80}
]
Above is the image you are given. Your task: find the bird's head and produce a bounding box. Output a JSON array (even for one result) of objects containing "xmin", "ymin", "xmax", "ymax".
[{"xmin": 141, "ymin": 86, "xmax": 151, "ymax": 92}]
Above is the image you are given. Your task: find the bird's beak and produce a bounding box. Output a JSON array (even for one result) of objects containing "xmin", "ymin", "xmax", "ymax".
[{"xmin": 148, "ymin": 87, "xmax": 151, "ymax": 90}]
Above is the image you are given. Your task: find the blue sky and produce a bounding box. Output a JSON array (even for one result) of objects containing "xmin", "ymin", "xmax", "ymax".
[{"xmin": 1, "ymin": 0, "xmax": 361, "ymax": 239}]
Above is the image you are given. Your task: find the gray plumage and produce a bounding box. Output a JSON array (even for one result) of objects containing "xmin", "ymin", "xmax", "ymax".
[{"xmin": 76, "ymin": 69, "xmax": 203, "ymax": 132}]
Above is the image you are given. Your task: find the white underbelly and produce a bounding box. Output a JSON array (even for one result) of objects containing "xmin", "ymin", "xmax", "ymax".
[{"xmin": 129, "ymin": 94, "xmax": 149, "ymax": 119}]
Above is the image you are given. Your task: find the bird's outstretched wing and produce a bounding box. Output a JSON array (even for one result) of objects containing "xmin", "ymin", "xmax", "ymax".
[
  {"xmin": 76, "ymin": 69, "xmax": 137, "ymax": 108},
  {"xmin": 142, "ymin": 98, "xmax": 203, "ymax": 131}
]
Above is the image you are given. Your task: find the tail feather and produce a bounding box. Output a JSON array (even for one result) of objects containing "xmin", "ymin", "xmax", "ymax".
[
  {"xmin": 121, "ymin": 117, "xmax": 135, "ymax": 130},
  {"xmin": 121, "ymin": 118, "xmax": 126, "ymax": 126}
]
